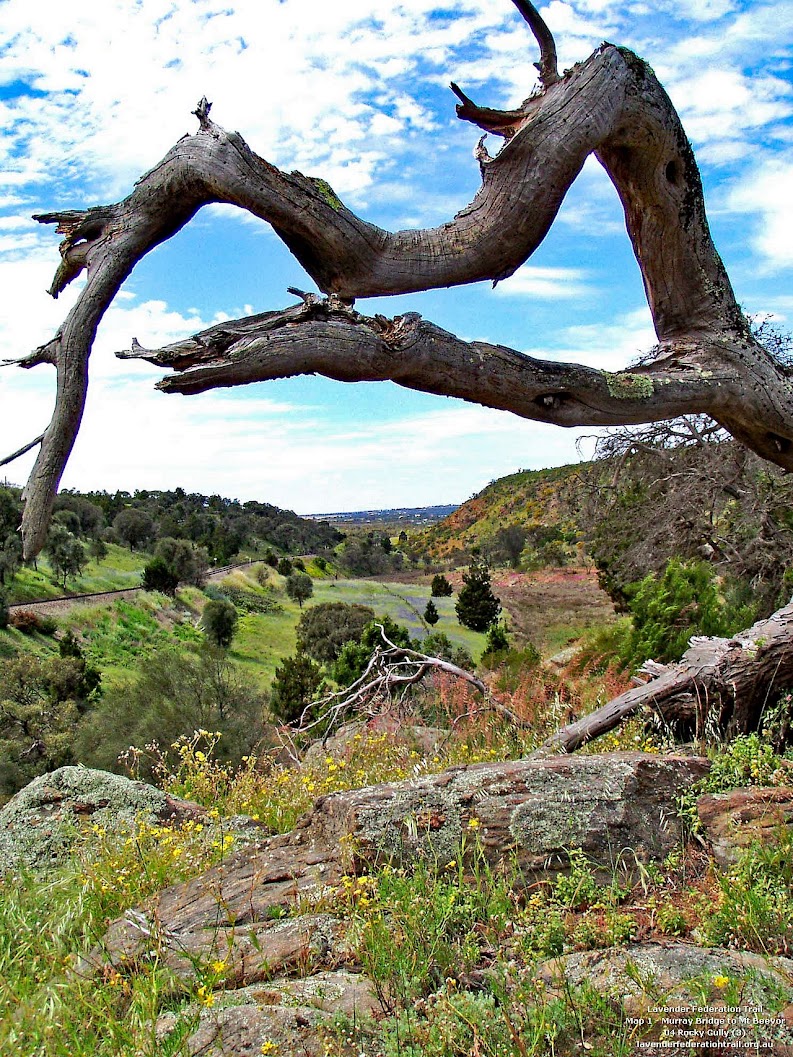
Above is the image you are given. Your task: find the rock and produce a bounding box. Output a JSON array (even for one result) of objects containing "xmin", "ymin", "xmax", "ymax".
[
  {"xmin": 0, "ymin": 765, "xmax": 206, "ymax": 875},
  {"xmin": 697, "ymin": 786, "xmax": 793, "ymax": 867},
  {"xmin": 93, "ymin": 911, "xmax": 350, "ymax": 986},
  {"xmin": 155, "ymin": 970, "xmax": 379, "ymax": 1056},
  {"xmin": 537, "ymin": 942, "xmax": 793, "ymax": 1053},
  {"xmin": 301, "ymin": 717, "xmax": 448, "ymax": 766},
  {"xmin": 95, "ymin": 753, "xmax": 707, "ymax": 982}
]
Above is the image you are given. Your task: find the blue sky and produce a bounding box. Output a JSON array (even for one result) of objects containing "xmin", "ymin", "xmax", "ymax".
[{"xmin": 0, "ymin": 0, "xmax": 791, "ymax": 514}]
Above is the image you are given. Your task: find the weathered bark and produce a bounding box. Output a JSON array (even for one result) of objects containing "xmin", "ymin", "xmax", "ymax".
[
  {"xmin": 539, "ymin": 602, "xmax": 793, "ymax": 754},
  {"xmin": 7, "ymin": 5, "xmax": 793, "ymax": 558}
]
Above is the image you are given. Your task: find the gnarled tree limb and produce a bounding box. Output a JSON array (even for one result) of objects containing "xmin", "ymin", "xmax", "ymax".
[
  {"xmin": 11, "ymin": 1, "xmax": 793, "ymax": 557},
  {"xmin": 117, "ymin": 295, "xmax": 790, "ymax": 458}
]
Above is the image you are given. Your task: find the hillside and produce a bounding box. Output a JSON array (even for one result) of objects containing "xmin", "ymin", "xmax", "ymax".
[{"xmin": 413, "ymin": 462, "xmax": 588, "ymax": 561}]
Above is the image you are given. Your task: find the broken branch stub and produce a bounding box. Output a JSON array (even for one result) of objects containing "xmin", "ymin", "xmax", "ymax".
[{"xmin": 11, "ymin": 3, "xmax": 793, "ymax": 558}]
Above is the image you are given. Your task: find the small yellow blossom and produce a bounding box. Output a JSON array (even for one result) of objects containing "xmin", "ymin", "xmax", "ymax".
[
  {"xmin": 210, "ymin": 960, "xmax": 228, "ymax": 974},
  {"xmin": 196, "ymin": 985, "xmax": 214, "ymax": 1007},
  {"xmin": 467, "ymin": 818, "xmax": 481, "ymax": 830},
  {"xmin": 713, "ymin": 975, "xmax": 730, "ymax": 988}
]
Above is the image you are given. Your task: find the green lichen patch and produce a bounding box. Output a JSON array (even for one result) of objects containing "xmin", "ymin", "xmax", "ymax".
[
  {"xmin": 310, "ymin": 178, "xmax": 344, "ymax": 211},
  {"xmin": 604, "ymin": 372, "xmax": 655, "ymax": 400}
]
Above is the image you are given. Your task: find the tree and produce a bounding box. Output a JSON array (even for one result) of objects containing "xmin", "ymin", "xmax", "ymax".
[
  {"xmin": 141, "ymin": 556, "xmax": 179, "ymax": 595},
  {"xmin": 202, "ymin": 598, "xmax": 238, "ymax": 649},
  {"xmin": 276, "ymin": 557, "xmax": 293, "ymax": 577},
  {"xmin": 10, "ymin": 2, "xmax": 793, "ymax": 566},
  {"xmin": 430, "ymin": 574, "xmax": 453, "ymax": 598},
  {"xmin": 0, "ymin": 533, "xmax": 22, "ymax": 587},
  {"xmin": 5, "ymin": 1, "xmax": 793, "ymax": 741},
  {"xmin": 270, "ymin": 652, "xmax": 325, "ymax": 725},
  {"xmin": 296, "ymin": 602, "xmax": 375, "ymax": 664},
  {"xmin": 0, "ymin": 653, "xmax": 101, "ymax": 796},
  {"xmin": 113, "ymin": 508, "xmax": 156, "ymax": 551},
  {"xmin": 44, "ymin": 523, "xmax": 86, "ymax": 588},
  {"xmin": 424, "ymin": 599, "xmax": 439, "ymax": 627},
  {"xmin": 455, "ymin": 559, "xmax": 502, "ymax": 633},
  {"xmin": 154, "ymin": 536, "xmax": 209, "ymax": 587},
  {"xmin": 285, "ymin": 571, "xmax": 313, "ymax": 608}
]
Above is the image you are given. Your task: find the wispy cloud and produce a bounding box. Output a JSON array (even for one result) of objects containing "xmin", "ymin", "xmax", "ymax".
[{"xmin": 493, "ymin": 265, "xmax": 592, "ymax": 300}]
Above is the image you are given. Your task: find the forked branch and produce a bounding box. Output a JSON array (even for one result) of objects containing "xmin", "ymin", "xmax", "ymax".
[{"xmin": 293, "ymin": 626, "xmax": 524, "ymax": 743}]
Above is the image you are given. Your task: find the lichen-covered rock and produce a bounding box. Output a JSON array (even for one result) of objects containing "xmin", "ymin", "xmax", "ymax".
[
  {"xmin": 698, "ymin": 786, "xmax": 793, "ymax": 867},
  {"xmin": 0, "ymin": 765, "xmax": 206, "ymax": 875},
  {"xmin": 96, "ymin": 753, "xmax": 707, "ymax": 984},
  {"xmin": 328, "ymin": 751, "xmax": 710, "ymax": 873},
  {"xmin": 155, "ymin": 970, "xmax": 379, "ymax": 1055},
  {"xmin": 538, "ymin": 942, "xmax": 793, "ymax": 1053}
]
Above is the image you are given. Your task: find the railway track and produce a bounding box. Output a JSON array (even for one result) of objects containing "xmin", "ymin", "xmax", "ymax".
[{"xmin": 6, "ymin": 560, "xmax": 260, "ymax": 613}]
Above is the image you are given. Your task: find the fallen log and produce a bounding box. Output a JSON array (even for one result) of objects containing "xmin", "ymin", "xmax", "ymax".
[{"xmin": 539, "ymin": 601, "xmax": 793, "ymax": 754}]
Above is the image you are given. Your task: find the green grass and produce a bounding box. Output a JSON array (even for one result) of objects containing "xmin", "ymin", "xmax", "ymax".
[
  {"xmin": 311, "ymin": 578, "xmax": 486, "ymax": 660},
  {"xmin": 6, "ymin": 544, "xmax": 147, "ymax": 604}
]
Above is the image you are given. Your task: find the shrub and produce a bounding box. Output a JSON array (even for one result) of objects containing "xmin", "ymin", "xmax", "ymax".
[
  {"xmin": 276, "ymin": 557, "xmax": 293, "ymax": 577},
  {"xmin": 270, "ymin": 652, "xmax": 324, "ymax": 724},
  {"xmin": 421, "ymin": 632, "xmax": 474, "ymax": 670},
  {"xmin": 9, "ymin": 610, "xmax": 57, "ymax": 635},
  {"xmin": 332, "ymin": 616, "xmax": 413, "ymax": 687},
  {"xmin": 480, "ymin": 623, "xmax": 511, "ymax": 668},
  {"xmin": 141, "ymin": 556, "xmax": 179, "ymax": 595},
  {"xmin": 202, "ymin": 599, "xmax": 238, "ymax": 649},
  {"xmin": 430, "ymin": 574, "xmax": 453, "ymax": 597},
  {"xmin": 75, "ymin": 645, "xmax": 264, "ymax": 776},
  {"xmin": 296, "ymin": 602, "xmax": 375, "ymax": 663},
  {"xmin": 423, "ymin": 599, "xmax": 439, "ymax": 626},
  {"xmin": 0, "ymin": 593, "xmax": 8, "ymax": 630},
  {"xmin": 623, "ymin": 558, "xmax": 748, "ymax": 668}
]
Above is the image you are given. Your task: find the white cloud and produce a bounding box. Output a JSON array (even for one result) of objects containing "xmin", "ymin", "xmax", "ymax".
[
  {"xmin": 726, "ymin": 160, "xmax": 793, "ymax": 269},
  {"xmin": 494, "ymin": 264, "xmax": 592, "ymax": 300},
  {"xmin": 547, "ymin": 306, "xmax": 657, "ymax": 371}
]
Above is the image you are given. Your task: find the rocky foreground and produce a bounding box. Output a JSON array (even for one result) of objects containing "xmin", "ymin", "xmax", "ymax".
[{"xmin": 2, "ymin": 753, "xmax": 792, "ymax": 1055}]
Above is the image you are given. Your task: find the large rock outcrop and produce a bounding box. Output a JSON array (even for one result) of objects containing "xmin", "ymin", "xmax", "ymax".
[{"xmin": 93, "ymin": 752, "xmax": 708, "ymax": 982}]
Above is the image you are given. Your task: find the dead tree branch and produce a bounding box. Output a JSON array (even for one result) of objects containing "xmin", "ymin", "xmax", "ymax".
[{"xmin": 293, "ymin": 625, "xmax": 525, "ymax": 743}]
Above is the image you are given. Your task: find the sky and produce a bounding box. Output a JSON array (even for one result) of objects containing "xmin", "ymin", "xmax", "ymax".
[{"xmin": 0, "ymin": 0, "xmax": 791, "ymax": 515}]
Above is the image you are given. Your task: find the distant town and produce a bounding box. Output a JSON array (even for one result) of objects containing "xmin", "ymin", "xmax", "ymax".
[{"xmin": 304, "ymin": 504, "xmax": 459, "ymax": 526}]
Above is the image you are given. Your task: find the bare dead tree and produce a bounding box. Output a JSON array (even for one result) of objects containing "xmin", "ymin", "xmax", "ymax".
[
  {"xmin": 4, "ymin": 0, "xmax": 792, "ymax": 562},
  {"xmin": 294, "ymin": 625, "xmax": 526, "ymax": 744}
]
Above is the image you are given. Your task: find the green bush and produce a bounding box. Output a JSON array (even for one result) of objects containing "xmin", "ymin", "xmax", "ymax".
[
  {"xmin": 622, "ymin": 558, "xmax": 749, "ymax": 668},
  {"xmin": 430, "ymin": 574, "xmax": 453, "ymax": 597},
  {"xmin": 296, "ymin": 602, "xmax": 375, "ymax": 664},
  {"xmin": 8, "ymin": 610, "xmax": 57, "ymax": 636},
  {"xmin": 202, "ymin": 599, "xmax": 238, "ymax": 649},
  {"xmin": 269, "ymin": 652, "xmax": 325, "ymax": 724},
  {"xmin": 141, "ymin": 556, "xmax": 179, "ymax": 595},
  {"xmin": 332, "ymin": 616, "xmax": 413, "ymax": 687},
  {"xmin": 75, "ymin": 645, "xmax": 264, "ymax": 776}
]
